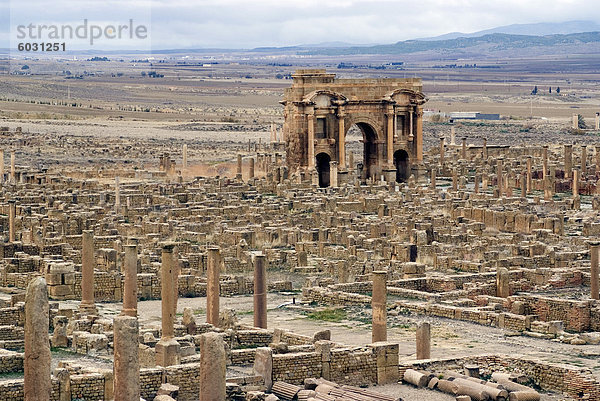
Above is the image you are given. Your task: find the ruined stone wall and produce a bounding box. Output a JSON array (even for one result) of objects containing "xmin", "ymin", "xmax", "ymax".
[
  {"xmin": 140, "ymin": 368, "xmax": 163, "ymax": 401},
  {"xmin": 0, "ymin": 350, "xmax": 23, "ymax": 373},
  {"xmin": 329, "ymin": 348, "xmax": 376, "ymax": 385},
  {"xmin": 0, "ymin": 306, "xmax": 23, "ymax": 327},
  {"xmin": 70, "ymin": 373, "xmax": 105, "ymax": 400},
  {"xmin": 272, "ymin": 352, "xmax": 322, "ymax": 384},
  {"xmin": 0, "ymin": 379, "xmax": 60, "ymax": 401},
  {"xmin": 302, "ymin": 287, "xmax": 370, "ymax": 306},
  {"xmin": 164, "ymin": 363, "xmax": 201, "ymax": 401},
  {"xmin": 510, "ymin": 295, "xmax": 592, "ymax": 332}
]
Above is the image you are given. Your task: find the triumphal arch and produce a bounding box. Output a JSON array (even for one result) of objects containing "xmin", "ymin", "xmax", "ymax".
[{"xmin": 281, "ymin": 69, "xmax": 427, "ymax": 186}]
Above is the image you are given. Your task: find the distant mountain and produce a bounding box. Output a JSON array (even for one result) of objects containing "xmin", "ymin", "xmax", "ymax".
[
  {"xmin": 418, "ymin": 20, "xmax": 600, "ymax": 41},
  {"xmin": 299, "ymin": 41, "xmax": 381, "ymax": 48},
  {"xmin": 303, "ymin": 31, "xmax": 600, "ymax": 56}
]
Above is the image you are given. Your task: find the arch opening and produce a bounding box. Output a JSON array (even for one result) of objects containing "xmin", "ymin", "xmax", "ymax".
[
  {"xmin": 347, "ymin": 122, "xmax": 379, "ymax": 182},
  {"xmin": 316, "ymin": 153, "xmax": 331, "ymax": 188},
  {"xmin": 394, "ymin": 149, "xmax": 410, "ymax": 183}
]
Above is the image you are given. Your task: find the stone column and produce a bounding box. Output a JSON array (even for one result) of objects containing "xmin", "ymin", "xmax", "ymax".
[
  {"xmin": 564, "ymin": 144, "xmax": 573, "ymax": 178},
  {"xmin": 330, "ymin": 161, "xmax": 338, "ymax": 188},
  {"xmin": 182, "ymin": 144, "xmax": 188, "ymax": 170},
  {"xmin": 482, "ymin": 172, "xmax": 488, "ymax": 191},
  {"xmin": 596, "ymin": 112, "xmax": 600, "ymax": 131},
  {"xmin": 572, "ymin": 114, "xmax": 579, "ymax": 129},
  {"xmin": 496, "ymin": 268, "xmax": 510, "ymax": 298},
  {"xmin": 573, "ymin": 169, "xmax": 580, "ymax": 201},
  {"xmin": 386, "ymin": 112, "xmax": 394, "ymax": 167},
  {"xmin": 482, "ymin": 138, "xmax": 488, "ymax": 160},
  {"xmin": 0, "ymin": 148, "xmax": 4, "ymax": 183},
  {"xmin": 582, "ymin": 146, "xmax": 587, "ymax": 175},
  {"xmin": 474, "ymin": 174, "xmax": 479, "ymax": 194},
  {"xmin": 544, "ymin": 169, "xmax": 553, "ymax": 201},
  {"xmin": 307, "ymin": 114, "xmax": 315, "ymax": 169},
  {"xmin": 526, "ymin": 156, "xmax": 532, "ymax": 193},
  {"xmin": 461, "ymin": 137, "xmax": 467, "ymax": 159},
  {"xmin": 156, "ymin": 243, "xmax": 180, "ymax": 367},
  {"xmin": 520, "ymin": 174, "xmax": 526, "ymax": 198},
  {"xmin": 416, "ymin": 108, "xmax": 423, "ymax": 162},
  {"xmin": 596, "ymin": 146, "xmax": 600, "ymax": 175},
  {"xmin": 430, "ymin": 169, "xmax": 436, "ymax": 190},
  {"xmin": 439, "ymin": 137, "xmax": 445, "ymax": 165},
  {"xmin": 24, "ymin": 277, "xmax": 51, "ymax": 401},
  {"xmin": 452, "ymin": 170, "xmax": 457, "ymax": 192},
  {"xmin": 248, "ymin": 157, "xmax": 255, "ymax": 179},
  {"xmin": 416, "ymin": 322, "xmax": 431, "ymax": 360},
  {"xmin": 10, "ymin": 150, "xmax": 15, "ymax": 183},
  {"xmin": 590, "ymin": 241, "xmax": 600, "ymax": 300},
  {"xmin": 253, "ymin": 254, "xmax": 267, "ymax": 329},
  {"xmin": 542, "ymin": 146, "xmax": 548, "ymax": 179},
  {"xmin": 80, "ymin": 230, "xmax": 97, "ymax": 314},
  {"xmin": 122, "ymin": 244, "xmax": 138, "ymax": 317},
  {"xmin": 497, "ymin": 158, "xmax": 503, "ymax": 197},
  {"xmin": 200, "ymin": 332, "xmax": 226, "ymax": 401},
  {"xmin": 207, "ymin": 247, "xmax": 221, "ymax": 326},
  {"xmin": 113, "ymin": 315, "xmax": 140, "ymax": 401},
  {"xmin": 505, "ymin": 173, "xmax": 513, "ymax": 197},
  {"xmin": 236, "ymin": 154, "xmax": 243, "ymax": 180},
  {"xmin": 8, "ymin": 200, "xmax": 16, "ymax": 242},
  {"xmin": 450, "ymin": 125, "xmax": 456, "ymax": 146},
  {"xmin": 115, "ymin": 176, "xmax": 121, "ymax": 213},
  {"xmin": 338, "ymin": 112, "xmax": 346, "ymax": 169},
  {"xmin": 371, "ymin": 271, "xmax": 387, "ymax": 342}
]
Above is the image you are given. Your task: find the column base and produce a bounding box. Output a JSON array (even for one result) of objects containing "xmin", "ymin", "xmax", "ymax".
[{"xmin": 156, "ymin": 338, "xmax": 181, "ymax": 367}]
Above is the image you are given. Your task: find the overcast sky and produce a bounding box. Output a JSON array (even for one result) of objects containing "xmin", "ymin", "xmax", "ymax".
[{"xmin": 3, "ymin": 0, "xmax": 600, "ymax": 50}]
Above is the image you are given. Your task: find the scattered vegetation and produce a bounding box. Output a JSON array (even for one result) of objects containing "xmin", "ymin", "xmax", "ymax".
[{"xmin": 306, "ymin": 308, "xmax": 347, "ymax": 322}]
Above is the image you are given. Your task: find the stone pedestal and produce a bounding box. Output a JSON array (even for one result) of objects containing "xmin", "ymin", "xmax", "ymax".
[
  {"xmin": 113, "ymin": 316, "xmax": 140, "ymax": 401},
  {"xmin": 416, "ymin": 322, "xmax": 431, "ymax": 360},
  {"xmin": 200, "ymin": 332, "xmax": 226, "ymax": 401},
  {"xmin": 155, "ymin": 338, "xmax": 180, "ymax": 367}
]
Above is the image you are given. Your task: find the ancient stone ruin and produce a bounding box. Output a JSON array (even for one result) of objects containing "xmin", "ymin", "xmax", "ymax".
[{"xmin": 0, "ymin": 69, "xmax": 599, "ymax": 401}]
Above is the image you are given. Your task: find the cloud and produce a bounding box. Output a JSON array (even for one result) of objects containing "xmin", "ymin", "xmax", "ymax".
[{"xmin": 6, "ymin": 0, "xmax": 600, "ymax": 49}]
